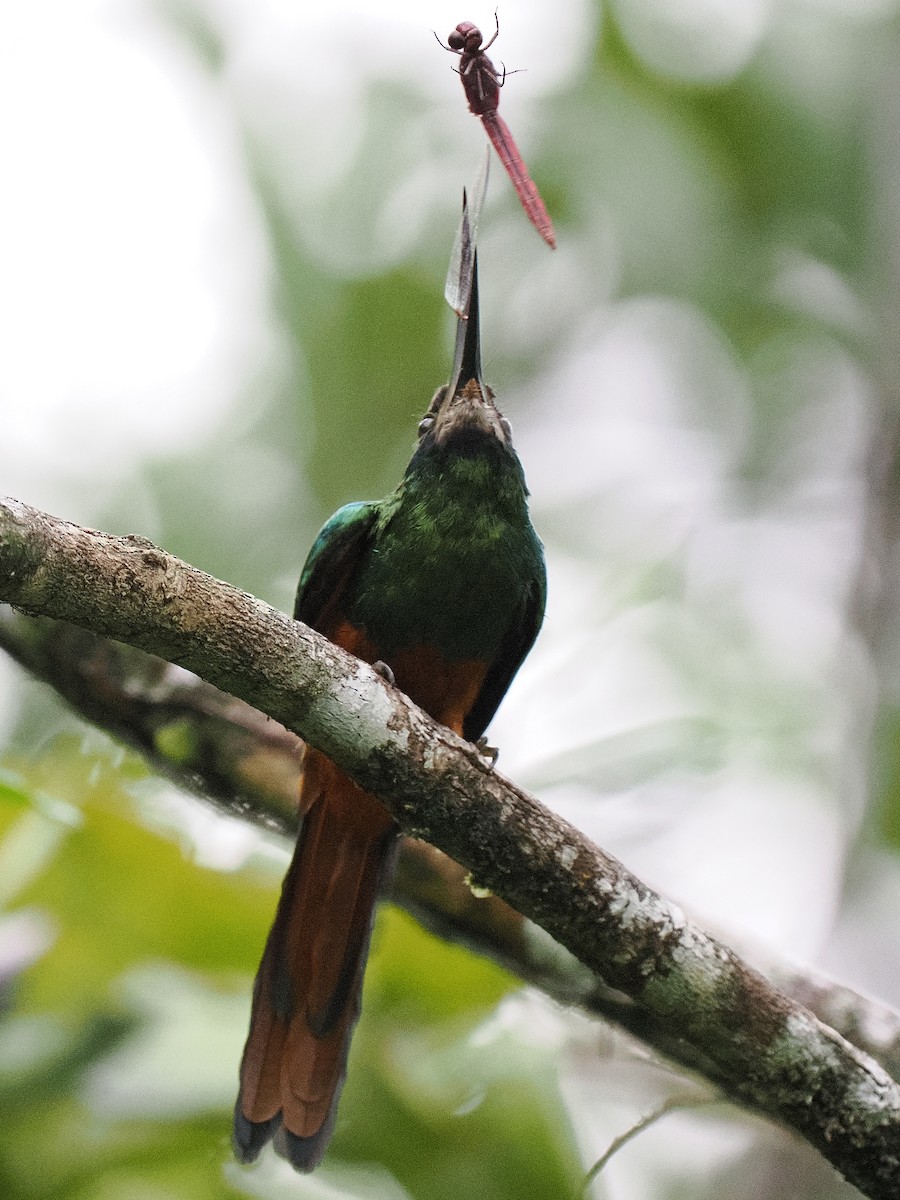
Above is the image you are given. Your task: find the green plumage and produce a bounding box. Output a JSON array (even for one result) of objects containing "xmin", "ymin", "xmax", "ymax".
[{"xmin": 296, "ymin": 397, "xmax": 546, "ymax": 742}]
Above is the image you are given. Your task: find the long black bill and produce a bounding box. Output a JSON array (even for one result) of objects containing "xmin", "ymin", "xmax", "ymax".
[
  {"xmin": 449, "ymin": 251, "xmax": 482, "ymax": 396},
  {"xmin": 448, "ymin": 191, "xmax": 483, "ymax": 398}
]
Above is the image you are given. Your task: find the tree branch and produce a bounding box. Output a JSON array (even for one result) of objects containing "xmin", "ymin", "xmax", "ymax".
[
  {"xmin": 2, "ymin": 496, "xmax": 899, "ymax": 1199},
  {"xmin": 4, "ymin": 607, "xmax": 900, "ymax": 1090}
]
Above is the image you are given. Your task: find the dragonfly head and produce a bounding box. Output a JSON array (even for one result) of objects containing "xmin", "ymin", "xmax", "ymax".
[{"xmin": 447, "ymin": 23, "xmax": 482, "ymax": 54}]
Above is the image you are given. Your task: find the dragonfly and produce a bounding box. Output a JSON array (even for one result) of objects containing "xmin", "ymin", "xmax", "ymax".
[
  {"xmin": 439, "ymin": 16, "xmax": 556, "ymax": 249},
  {"xmin": 444, "ymin": 145, "xmax": 489, "ymax": 317}
]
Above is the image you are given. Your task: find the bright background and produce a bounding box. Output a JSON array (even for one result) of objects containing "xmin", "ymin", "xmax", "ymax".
[{"xmin": 2, "ymin": 1, "xmax": 900, "ymax": 1196}]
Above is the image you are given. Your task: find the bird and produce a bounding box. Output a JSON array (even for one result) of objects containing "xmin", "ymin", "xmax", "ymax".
[{"xmin": 233, "ymin": 250, "xmax": 546, "ymax": 1172}]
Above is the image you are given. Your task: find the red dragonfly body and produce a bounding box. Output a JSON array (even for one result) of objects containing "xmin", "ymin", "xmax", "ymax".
[{"xmin": 442, "ymin": 19, "xmax": 556, "ymax": 249}]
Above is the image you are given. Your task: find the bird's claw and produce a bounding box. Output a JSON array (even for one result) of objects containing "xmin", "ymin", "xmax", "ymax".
[
  {"xmin": 475, "ymin": 736, "xmax": 499, "ymax": 768},
  {"xmin": 372, "ymin": 660, "xmax": 396, "ymax": 685}
]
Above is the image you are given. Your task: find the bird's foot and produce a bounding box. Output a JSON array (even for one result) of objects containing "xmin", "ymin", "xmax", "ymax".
[
  {"xmin": 372, "ymin": 660, "xmax": 396, "ymax": 685},
  {"xmin": 475, "ymin": 736, "xmax": 499, "ymax": 768},
  {"xmin": 464, "ymin": 871, "xmax": 493, "ymax": 899}
]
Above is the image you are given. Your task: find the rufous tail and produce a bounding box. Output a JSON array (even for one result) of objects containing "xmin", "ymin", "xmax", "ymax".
[{"xmin": 234, "ymin": 750, "xmax": 397, "ymax": 1171}]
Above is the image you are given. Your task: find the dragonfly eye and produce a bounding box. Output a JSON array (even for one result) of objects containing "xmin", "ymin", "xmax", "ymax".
[
  {"xmin": 417, "ymin": 415, "xmax": 435, "ymax": 437},
  {"xmin": 448, "ymin": 30, "xmax": 465, "ymax": 50}
]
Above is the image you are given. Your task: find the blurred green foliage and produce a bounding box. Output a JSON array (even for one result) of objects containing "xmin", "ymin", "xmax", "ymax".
[{"xmin": 0, "ymin": 739, "xmax": 579, "ymax": 1199}]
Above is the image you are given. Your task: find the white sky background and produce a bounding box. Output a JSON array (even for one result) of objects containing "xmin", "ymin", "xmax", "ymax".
[
  {"xmin": 0, "ymin": 0, "xmax": 884, "ymax": 516},
  {"xmin": 0, "ymin": 0, "xmax": 584, "ymax": 522},
  {"xmin": 0, "ymin": 0, "xmax": 818, "ymax": 524}
]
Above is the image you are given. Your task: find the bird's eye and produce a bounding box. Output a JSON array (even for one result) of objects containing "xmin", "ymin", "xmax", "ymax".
[
  {"xmin": 417, "ymin": 415, "xmax": 435, "ymax": 437},
  {"xmin": 500, "ymin": 417, "xmax": 513, "ymax": 440}
]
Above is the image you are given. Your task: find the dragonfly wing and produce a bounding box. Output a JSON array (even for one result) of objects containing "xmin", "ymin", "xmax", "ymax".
[{"xmin": 444, "ymin": 145, "xmax": 490, "ymax": 317}]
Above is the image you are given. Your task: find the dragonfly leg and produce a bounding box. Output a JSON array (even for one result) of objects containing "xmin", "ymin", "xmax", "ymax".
[{"xmin": 483, "ymin": 10, "xmax": 500, "ymax": 52}]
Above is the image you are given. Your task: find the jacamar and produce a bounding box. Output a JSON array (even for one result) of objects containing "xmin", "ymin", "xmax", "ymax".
[{"xmin": 233, "ymin": 252, "xmax": 546, "ymax": 1172}]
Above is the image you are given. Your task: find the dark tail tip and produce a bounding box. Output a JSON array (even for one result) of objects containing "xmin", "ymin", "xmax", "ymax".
[
  {"xmin": 274, "ymin": 1121, "xmax": 335, "ymax": 1173},
  {"xmin": 233, "ymin": 1099, "xmax": 335, "ymax": 1174},
  {"xmin": 233, "ymin": 1101, "xmax": 280, "ymax": 1164}
]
